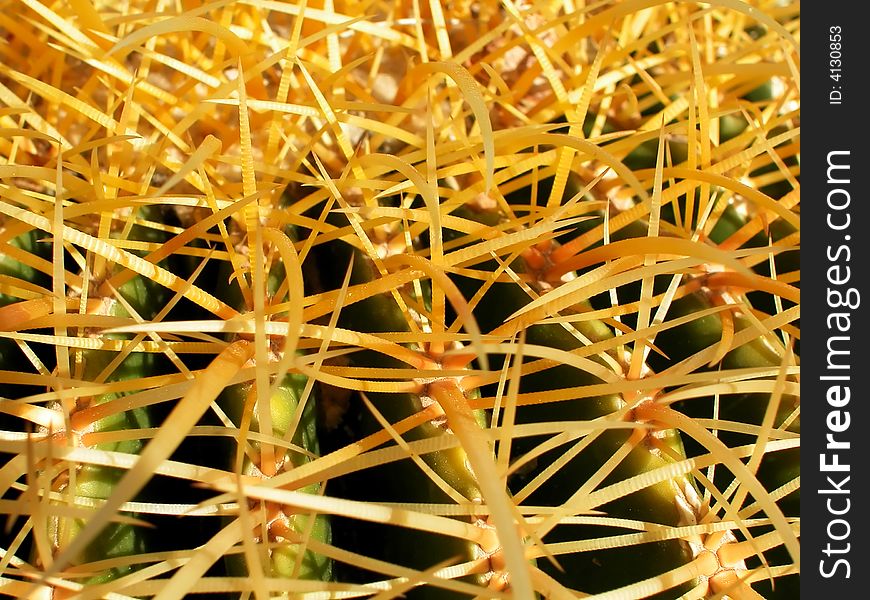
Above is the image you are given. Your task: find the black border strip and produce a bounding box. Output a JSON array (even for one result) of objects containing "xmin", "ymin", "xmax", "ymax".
[{"xmin": 804, "ymin": 3, "xmax": 866, "ymax": 596}]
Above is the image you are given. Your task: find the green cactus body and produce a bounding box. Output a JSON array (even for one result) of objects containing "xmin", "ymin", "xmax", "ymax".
[
  {"xmin": 216, "ymin": 232, "xmax": 333, "ymax": 584},
  {"xmin": 0, "ymin": 225, "xmax": 49, "ymax": 308},
  {"xmin": 600, "ymin": 200, "xmax": 799, "ymax": 456},
  {"xmin": 21, "ymin": 204, "xmax": 226, "ymax": 587},
  {"xmin": 645, "ymin": 280, "xmax": 799, "ymax": 600},
  {"xmin": 218, "ymin": 373, "xmax": 332, "ymax": 582},
  {"xmin": 444, "ymin": 202, "xmax": 698, "ymax": 598},
  {"xmin": 46, "ymin": 323, "xmax": 153, "ymax": 584},
  {"xmin": 641, "ymin": 286, "xmax": 800, "ymax": 514},
  {"xmin": 313, "ymin": 225, "xmax": 494, "ymax": 597},
  {"xmin": 570, "ymin": 183, "xmax": 799, "ymax": 597},
  {"xmin": 41, "ymin": 241, "xmax": 167, "ymax": 585}
]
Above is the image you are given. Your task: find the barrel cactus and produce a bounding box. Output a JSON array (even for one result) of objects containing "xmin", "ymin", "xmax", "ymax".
[{"xmin": 0, "ymin": 0, "xmax": 799, "ymax": 598}]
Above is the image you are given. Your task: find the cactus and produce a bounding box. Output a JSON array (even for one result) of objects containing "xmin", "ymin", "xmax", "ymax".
[
  {"xmin": 0, "ymin": 1, "xmax": 798, "ymax": 598},
  {"xmin": 216, "ymin": 226, "xmax": 333, "ymax": 584}
]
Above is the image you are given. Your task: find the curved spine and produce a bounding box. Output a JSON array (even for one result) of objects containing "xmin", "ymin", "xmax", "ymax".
[
  {"xmin": 312, "ymin": 216, "xmax": 497, "ymax": 598},
  {"xmin": 216, "ymin": 229, "xmax": 333, "ymax": 587}
]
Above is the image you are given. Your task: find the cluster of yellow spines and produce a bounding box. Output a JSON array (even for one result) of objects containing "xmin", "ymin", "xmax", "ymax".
[{"xmin": 0, "ymin": 1, "xmax": 798, "ymax": 598}]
